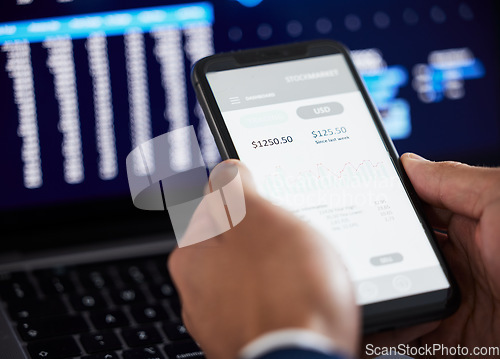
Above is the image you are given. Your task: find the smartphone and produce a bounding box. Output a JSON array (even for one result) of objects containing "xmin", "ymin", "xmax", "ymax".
[{"xmin": 191, "ymin": 40, "xmax": 459, "ymax": 332}]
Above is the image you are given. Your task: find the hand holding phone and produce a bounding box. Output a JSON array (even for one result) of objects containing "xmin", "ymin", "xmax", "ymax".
[
  {"xmin": 364, "ymin": 154, "xmax": 500, "ymax": 353},
  {"xmin": 169, "ymin": 159, "xmax": 360, "ymax": 359},
  {"xmin": 191, "ymin": 40, "xmax": 459, "ymax": 332}
]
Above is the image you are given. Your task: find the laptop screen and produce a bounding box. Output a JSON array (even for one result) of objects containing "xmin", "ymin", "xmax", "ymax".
[
  {"xmin": 0, "ymin": 2, "xmax": 218, "ymax": 211},
  {"xmin": 1, "ymin": 0, "xmax": 499, "ymax": 247}
]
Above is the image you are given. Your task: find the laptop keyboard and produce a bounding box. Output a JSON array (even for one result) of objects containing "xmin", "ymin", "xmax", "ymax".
[{"xmin": 0, "ymin": 254, "xmax": 205, "ymax": 359}]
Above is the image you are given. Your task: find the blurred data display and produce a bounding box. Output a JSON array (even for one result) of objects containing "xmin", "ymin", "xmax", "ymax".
[{"xmin": 0, "ymin": 0, "xmax": 498, "ymax": 209}]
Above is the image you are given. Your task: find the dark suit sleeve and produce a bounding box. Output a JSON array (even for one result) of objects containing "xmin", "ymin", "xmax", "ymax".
[{"xmin": 255, "ymin": 348, "xmax": 350, "ymax": 359}]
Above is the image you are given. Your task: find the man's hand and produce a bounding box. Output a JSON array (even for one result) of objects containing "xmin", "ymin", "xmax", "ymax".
[
  {"xmin": 364, "ymin": 153, "xmax": 500, "ymax": 356},
  {"xmin": 169, "ymin": 160, "xmax": 359, "ymax": 359}
]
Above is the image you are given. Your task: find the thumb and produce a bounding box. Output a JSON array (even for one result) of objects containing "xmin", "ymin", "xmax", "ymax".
[
  {"xmin": 177, "ymin": 160, "xmax": 254, "ymax": 247},
  {"xmin": 205, "ymin": 159, "xmax": 257, "ymax": 229},
  {"xmin": 208, "ymin": 159, "xmax": 256, "ymax": 195},
  {"xmin": 401, "ymin": 153, "xmax": 500, "ymax": 219}
]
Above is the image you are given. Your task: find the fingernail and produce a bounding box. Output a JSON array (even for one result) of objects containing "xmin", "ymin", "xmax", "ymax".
[
  {"xmin": 210, "ymin": 160, "xmax": 239, "ymax": 191},
  {"xmin": 212, "ymin": 160, "xmax": 238, "ymax": 177},
  {"xmin": 407, "ymin": 153, "xmax": 428, "ymax": 161}
]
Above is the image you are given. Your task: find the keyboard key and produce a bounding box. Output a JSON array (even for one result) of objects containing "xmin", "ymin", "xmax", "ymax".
[
  {"xmin": 80, "ymin": 331, "xmax": 121, "ymax": 353},
  {"xmin": 7, "ymin": 297, "xmax": 67, "ymax": 320},
  {"xmin": 162, "ymin": 323, "xmax": 191, "ymax": 341},
  {"xmin": 131, "ymin": 304, "xmax": 169, "ymax": 324},
  {"xmin": 110, "ymin": 288, "xmax": 146, "ymax": 305},
  {"xmin": 149, "ymin": 283, "xmax": 176, "ymax": 299},
  {"xmin": 70, "ymin": 292, "xmax": 108, "ymax": 311},
  {"xmin": 34, "ymin": 268, "xmax": 75, "ymax": 295},
  {"xmin": 0, "ymin": 272, "xmax": 36, "ymax": 301},
  {"xmin": 27, "ymin": 336, "xmax": 81, "ymax": 359},
  {"xmin": 18, "ymin": 314, "xmax": 89, "ymax": 341},
  {"xmin": 82, "ymin": 352, "xmax": 119, "ymax": 359},
  {"xmin": 79, "ymin": 269, "xmax": 113, "ymax": 290},
  {"xmin": 123, "ymin": 346, "xmax": 165, "ymax": 359},
  {"xmin": 89, "ymin": 309, "xmax": 129, "ymax": 330},
  {"xmin": 164, "ymin": 341, "xmax": 204, "ymax": 359},
  {"xmin": 120, "ymin": 264, "xmax": 151, "ymax": 285},
  {"xmin": 121, "ymin": 326, "xmax": 163, "ymax": 347},
  {"xmin": 0, "ymin": 271, "xmax": 24, "ymax": 282}
]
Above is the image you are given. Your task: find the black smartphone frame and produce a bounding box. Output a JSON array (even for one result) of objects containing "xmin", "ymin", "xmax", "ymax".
[{"xmin": 191, "ymin": 39, "xmax": 460, "ymax": 333}]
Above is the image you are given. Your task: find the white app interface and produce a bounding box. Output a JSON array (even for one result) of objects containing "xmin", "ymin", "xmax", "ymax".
[{"xmin": 206, "ymin": 54, "xmax": 449, "ymax": 305}]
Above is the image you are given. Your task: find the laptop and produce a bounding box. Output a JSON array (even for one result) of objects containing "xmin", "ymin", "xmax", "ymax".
[
  {"xmin": 1, "ymin": 1, "xmax": 499, "ymax": 358},
  {"xmin": 0, "ymin": 2, "xmax": 219, "ymax": 358}
]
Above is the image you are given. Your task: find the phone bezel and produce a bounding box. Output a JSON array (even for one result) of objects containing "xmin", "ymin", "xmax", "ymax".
[{"xmin": 191, "ymin": 39, "xmax": 460, "ymax": 333}]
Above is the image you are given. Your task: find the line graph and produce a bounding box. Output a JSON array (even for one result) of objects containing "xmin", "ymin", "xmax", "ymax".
[
  {"xmin": 261, "ymin": 160, "xmax": 391, "ymax": 198},
  {"xmin": 306, "ymin": 160, "xmax": 386, "ymax": 180}
]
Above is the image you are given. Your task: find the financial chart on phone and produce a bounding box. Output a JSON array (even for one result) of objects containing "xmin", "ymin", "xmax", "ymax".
[{"xmin": 207, "ymin": 54, "xmax": 450, "ymax": 304}]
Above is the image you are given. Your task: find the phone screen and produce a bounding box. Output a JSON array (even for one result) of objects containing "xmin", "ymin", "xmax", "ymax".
[{"xmin": 205, "ymin": 53, "xmax": 450, "ymax": 305}]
